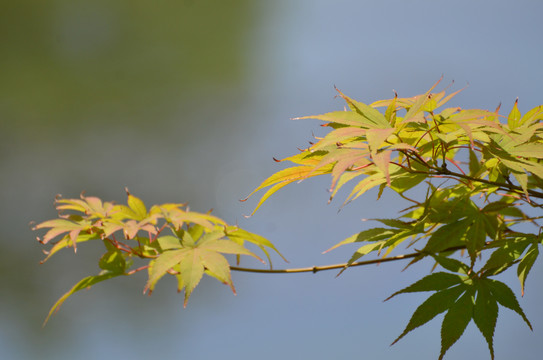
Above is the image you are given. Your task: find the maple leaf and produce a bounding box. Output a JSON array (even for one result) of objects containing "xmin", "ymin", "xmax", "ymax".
[{"xmin": 145, "ymin": 231, "xmax": 263, "ymax": 306}]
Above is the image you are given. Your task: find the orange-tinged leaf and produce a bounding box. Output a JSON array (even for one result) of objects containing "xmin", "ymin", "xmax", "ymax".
[
  {"xmin": 40, "ymin": 233, "xmax": 100, "ymax": 263},
  {"xmin": 330, "ymin": 154, "xmax": 371, "ymax": 191},
  {"xmin": 344, "ymin": 172, "xmax": 387, "ymax": 205},
  {"xmin": 434, "ymin": 86, "xmax": 465, "ymax": 109},
  {"xmin": 312, "ymin": 149, "xmax": 369, "ymax": 173},
  {"xmin": 456, "ymin": 122, "xmax": 475, "ymax": 148},
  {"xmin": 366, "ymin": 128, "xmax": 395, "ymax": 154},
  {"xmin": 310, "ymin": 127, "xmax": 367, "ymax": 151},
  {"xmin": 372, "ymin": 150, "xmax": 392, "ymax": 185},
  {"xmin": 34, "ymin": 218, "xmax": 92, "ymax": 245}
]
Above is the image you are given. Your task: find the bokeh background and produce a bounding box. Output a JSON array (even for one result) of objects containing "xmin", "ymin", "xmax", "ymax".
[{"xmin": 2, "ymin": 1, "xmax": 543, "ymax": 359}]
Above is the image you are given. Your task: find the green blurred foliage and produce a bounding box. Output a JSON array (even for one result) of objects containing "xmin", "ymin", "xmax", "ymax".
[
  {"xmin": 0, "ymin": 0, "xmax": 258, "ymax": 351},
  {"xmin": 1, "ymin": 0, "xmax": 253, "ymax": 133}
]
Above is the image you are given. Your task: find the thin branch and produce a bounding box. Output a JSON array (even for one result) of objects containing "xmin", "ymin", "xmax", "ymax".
[
  {"xmin": 230, "ymin": 244, "xmax": 474, "ymax": 275},
  {"xmin": 398, "ymin": 149, "xmax": 543, "ymax": 200}
]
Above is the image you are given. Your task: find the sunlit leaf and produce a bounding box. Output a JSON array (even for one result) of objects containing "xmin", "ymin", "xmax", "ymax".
[
  {"xmin": 384, "ymin": 92, "xmax": 397, "ymax": 126},
  {"xmin": 179, "ymin": 250, "xmax": 205, "ymax": 307},
  {"xmin": 244, "ymin": 164, "xmax": 334, "ymax": 215},
  {"xmin": 40, "ymin": 232, "xmax": 101, "ymax": 263},
  {"xmin": 520, "ymin": 105, "xmax": 543, "ymax": 127},
  {"xmin": 366, "ymin": 128, "xmax": 395, "ymax": 154},
  {"xmin": 44, "ymin": 272, "xmax": 123, "ymax": 326},
  {"xmin": 507, "ymin": 98, "xmax": 521, "ymax": 129},
  {"xmin": 33, "ymin": 218, "xmax": 92, "ymax": 245},
  {"xmin": 334, "ymin": 88, "xmax": 391, "ymax": 129},
  {"xmin": 200, "ymin": 251, "xmax": 234, "ymax": 291},
  {"xmin": 344, "ymin": 172, "xmax": 387, "ymax": 204},
  {"xmin": 509, "ymin": 143, "xmax": 543, "ymax": 159},
  {"xmin": 325, "ymin": 228, "xmax": 399, "ymax": 253},
  {"xmin": 403, "ymin": 77, "xmax": 442, "ymax": 122},
  {"xmin": 157, "ymin": 235, "xmax": 183, "ymax": 251},
  {"xmin": 126, "ymin": 192, "xmax": 148, "ymax": 221},
  {"xmin": 310, "ymin": 127, "xmax": 367, "ymax": 151},
  {"xmin": 293, "ymin": 111, "xmax": 376, "ymax": 128},
  {"xmin": 226, "ymin": 227, "xmax": 287, "ymax": 263},
  {"xmin": 481, "ymin": 240, "xmax": 529, "ymax": 276},
  {"xmin": 145, "ymin": 249, "xmax": 189, "ymax": 295},
  {"xmin": 517, "ymin": 244, "xmax": 538, "ymax": 296},
  {"xmin": 372, "ymin": 150, "xmax": 392, "ymax": 185}
]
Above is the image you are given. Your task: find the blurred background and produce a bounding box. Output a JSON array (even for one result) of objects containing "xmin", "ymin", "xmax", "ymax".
[{"xmin": 2, "ymin": 0, "xmax": 543, "ymax": 359}]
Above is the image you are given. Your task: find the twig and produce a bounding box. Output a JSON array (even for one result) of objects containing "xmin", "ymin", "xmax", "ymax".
[{"xmin": 230, "ymin": 244, "xmax": 474, "ymax": 274}]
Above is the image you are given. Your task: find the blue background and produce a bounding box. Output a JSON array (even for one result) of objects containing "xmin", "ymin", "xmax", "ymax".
[{"xmin": 2, "ymin": 1, "xmax": 542, "ymax": 359}]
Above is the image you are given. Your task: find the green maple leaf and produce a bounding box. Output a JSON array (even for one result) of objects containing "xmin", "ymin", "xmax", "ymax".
[{"xmin": 146, "ymin": 234, "xmax": 263, "ymax": 307}]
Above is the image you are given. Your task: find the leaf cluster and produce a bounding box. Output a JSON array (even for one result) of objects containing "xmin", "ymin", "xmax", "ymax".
[
  {"xmin": 33, "ymin": 189, "xmax": 284, "ymax": 325},
  {"xmin": 34, "ymin": 80, "xmax": 543, "ymax": 359},
  {"xmin": 246, "ymin": 79, "xmax": 543, "ymax": 358}
]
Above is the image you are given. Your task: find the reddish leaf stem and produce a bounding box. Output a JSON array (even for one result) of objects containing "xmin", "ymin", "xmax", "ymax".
[{"xmin": 126, "ymin": 265, "xmax": 150, "ymax": 275}]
